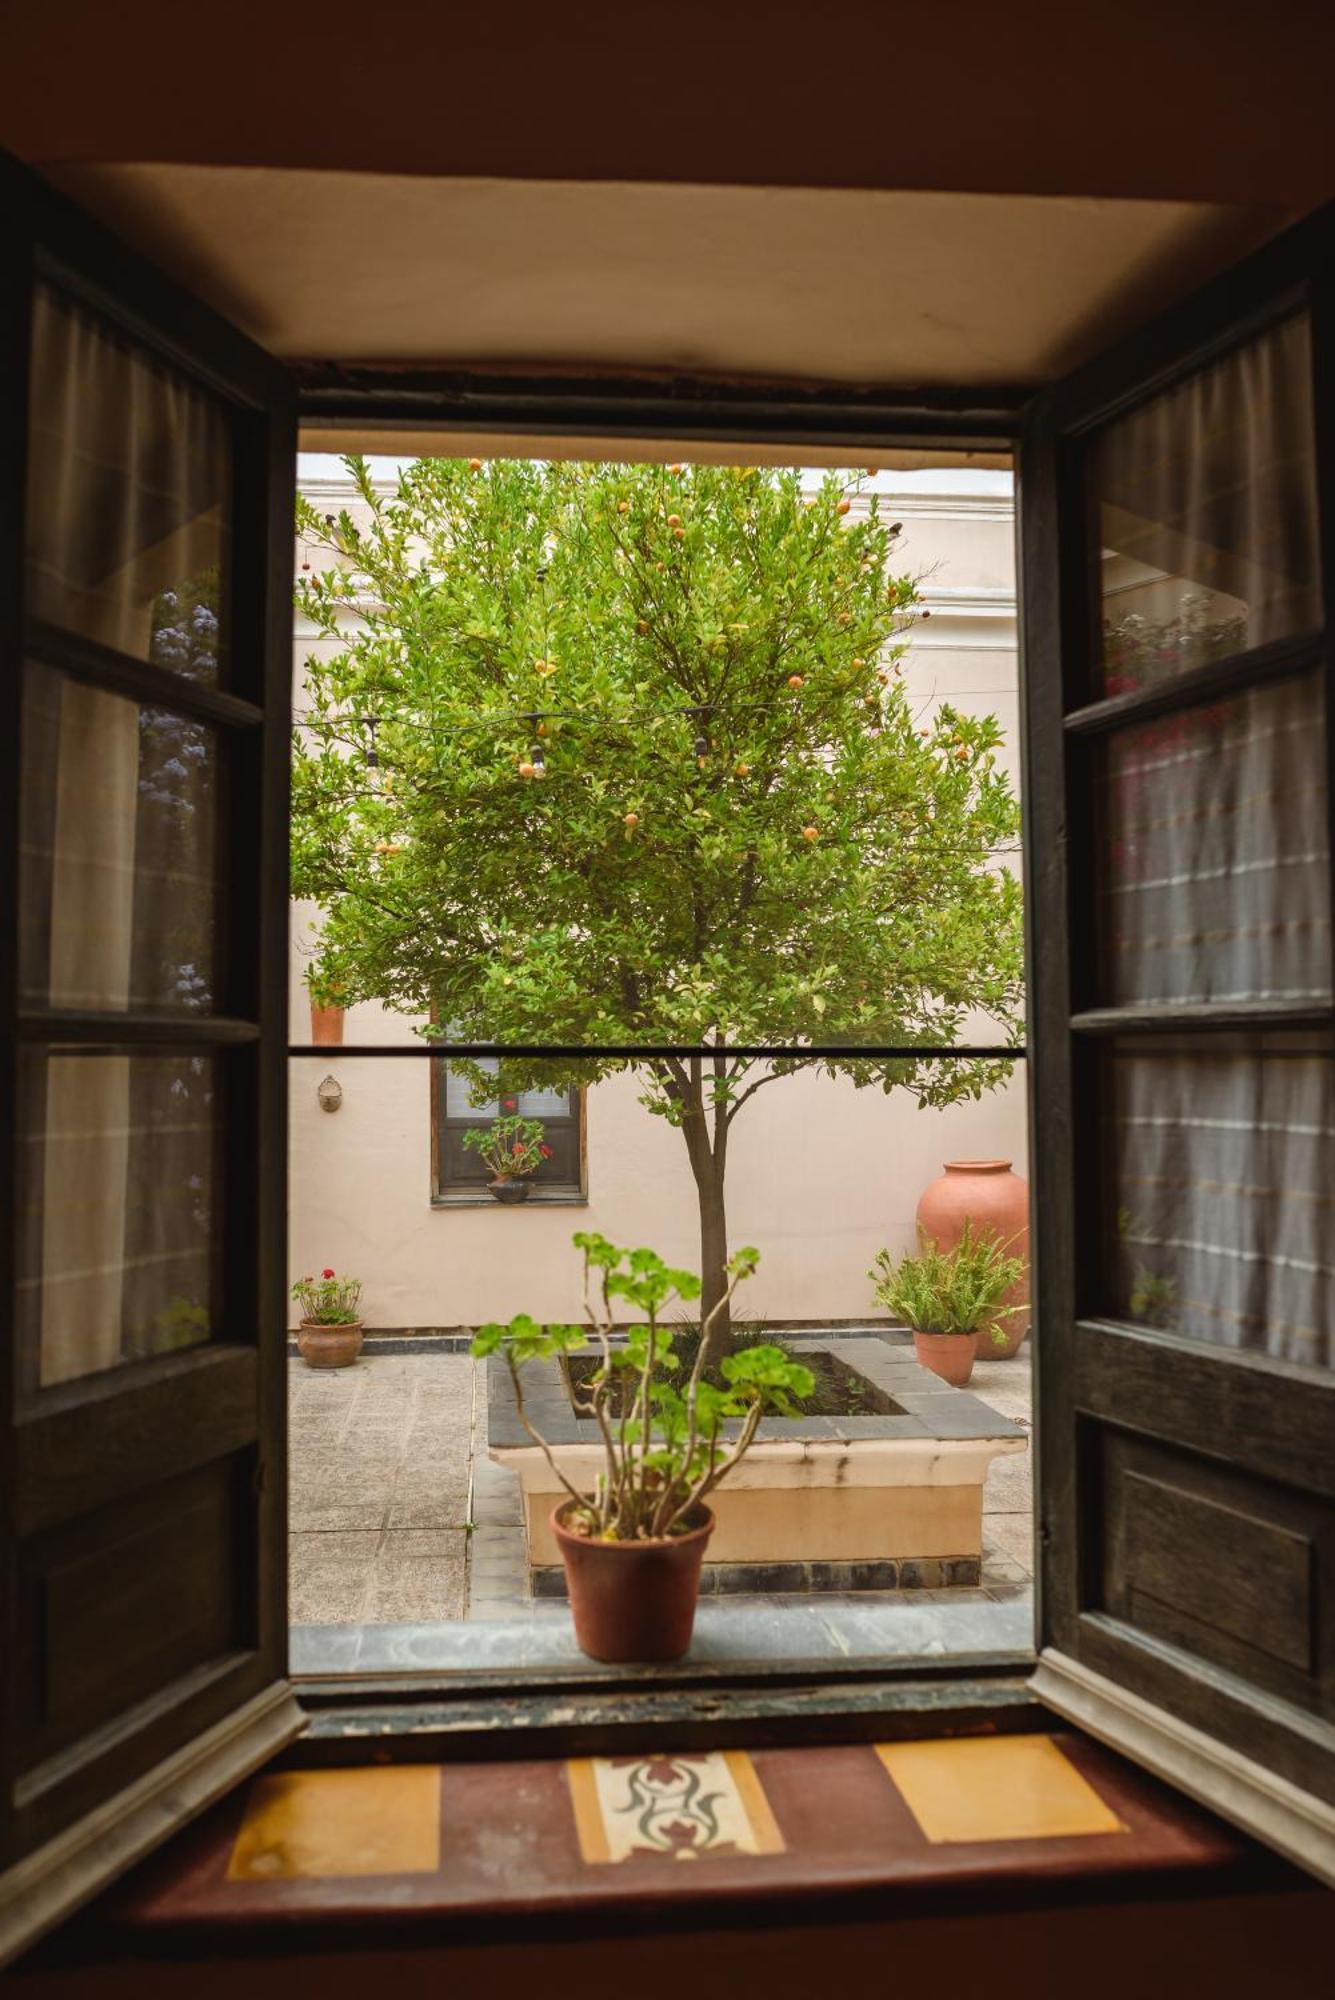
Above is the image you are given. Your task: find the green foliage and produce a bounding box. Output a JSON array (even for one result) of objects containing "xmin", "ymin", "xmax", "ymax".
[
  {"xmin": 869, "ymin": 1219, "xmax": 1024, "ymax": 1342},
  {"xmin": 470, "ymin": 1235, "xmax": 813, "ymax": 1541},
  {"xmin": 461, "ymin": 1113, "xmax": 551, "ymax": 1178},
  {"xmin": 292, "ymin": 457, "xmax": 1022, "ymax": 1103},
  {"xmin": 291, "ymin": 1268, "xmax": 363, "ymax": 1325}
]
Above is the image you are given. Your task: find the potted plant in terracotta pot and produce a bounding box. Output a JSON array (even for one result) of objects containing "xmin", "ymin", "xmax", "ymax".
[
  {"xmin": 307, "ymin": 971, "xmax": 347, "ymax": 1047},
  {"xmin": 471, "ymin": 1233, "xmax": 812, "ymax": 1662},
  {"xmin": 462, "ymin": 1114, "xmax": 551, "ymax": 1202},
  {"xmin": 291, "ymin": 1268, "xmax": 364, "ymax": 1368},
  {"xmin": 869, "ymin": 1221, "xmax": 1025, "ymax": 1387}
]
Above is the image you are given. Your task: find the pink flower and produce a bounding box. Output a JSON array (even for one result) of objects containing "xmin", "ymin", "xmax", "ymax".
[
  {"xmin": 322, "ymin": 1268, "xmax": 335, "ymax": 1279},
  {"xmin": 539, "ymin": 1144, "xmax": 552, "ymax": 1158}
]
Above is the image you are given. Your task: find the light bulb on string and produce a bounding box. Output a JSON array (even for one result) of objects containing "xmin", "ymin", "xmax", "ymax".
[{"xmin": 531, "ymin": 742, "xmax": 547, "ymax": 778}]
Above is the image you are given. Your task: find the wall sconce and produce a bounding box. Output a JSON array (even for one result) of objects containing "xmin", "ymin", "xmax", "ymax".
[{"xmin": 317, "ymin": 1074, "xmax": 343, "ymax": 1114}]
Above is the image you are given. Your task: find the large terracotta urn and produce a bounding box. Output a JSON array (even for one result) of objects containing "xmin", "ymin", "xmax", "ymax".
[{"xmin": 916, "ymin": 1159, "xmax": 1031, "ymax": 1358}]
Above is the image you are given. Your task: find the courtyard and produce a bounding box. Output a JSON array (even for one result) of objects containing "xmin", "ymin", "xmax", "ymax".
[{"xmin": 288, "ymin": 1336, "xmax": 1033, "ymax": 1672}]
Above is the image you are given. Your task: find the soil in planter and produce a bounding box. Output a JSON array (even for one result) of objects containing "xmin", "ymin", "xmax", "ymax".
[{"xmin": 564, "ymin": 1346, "xmax": 901, "ymax": 1419}]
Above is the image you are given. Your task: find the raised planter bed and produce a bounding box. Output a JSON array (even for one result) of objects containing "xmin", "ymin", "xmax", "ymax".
[{"xmin": 487, "ymin": 1335, "xmax": 1027, "ymax": 1593}]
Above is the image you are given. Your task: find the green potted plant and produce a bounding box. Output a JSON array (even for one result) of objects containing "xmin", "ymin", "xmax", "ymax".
[
  {"xmin": 869, "ymin": 1220, "xmax": 1025, "ymax": 1387},
  {"xmin": 472, "ymin": 1233, "xmax": 812, "ymax": 1662},
  {"xmin": 291, "ymin": 1267, "xmax": 364, "ymax": 1368},
  {"xmin": 306, "ymin": 970, "xmax": 348, "ymax": 1047},
  {"xmin": 462, "ymin": 1114, "xmax": 552, "ymax": 1202}
]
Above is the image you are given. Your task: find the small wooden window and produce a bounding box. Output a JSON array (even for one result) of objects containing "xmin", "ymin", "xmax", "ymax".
[{"xmin": 432, "ymin": 1059, "xmax": 584, "ymax": 1199}]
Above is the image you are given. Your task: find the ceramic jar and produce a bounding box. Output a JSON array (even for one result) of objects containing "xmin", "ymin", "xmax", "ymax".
[{"xmin": 916, "ymin": 1159, "xmax": 1031, "ymax": 1358}]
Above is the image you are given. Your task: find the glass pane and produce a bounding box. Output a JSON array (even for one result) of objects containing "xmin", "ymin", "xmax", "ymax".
[
  {"xmin": 437, "ymin": 1059, "xmax": 578, "ymax": 1189},
  {"xmin": 17, "ymin": 1051, "xmax": 219, "ymax": 1391},
  {"xmin": 1103, "ymin": 1033, "xmax": 1334, "ymax": 1370},
  {"xmin": 287, "ymin": 1052, "xmax": 1033, "ymax": 1665},
  {"xmin": 290, "ymin": 454, "xmax": 1024, "ymax": 1056},
  {"xmin": 26, "ymin": 284, "xmax": 230, "ymax": 681},
  {"xmin": 1095, "ymin": 672, "xmax": 1331, "ymax": 1006},
  {"xmin": 1090, "ymin": 313, "xmax": 1321, "ymax": 699},
  {"xmin": 18, "ymin": 663, "xmax": 219, "ymax": 1013}
]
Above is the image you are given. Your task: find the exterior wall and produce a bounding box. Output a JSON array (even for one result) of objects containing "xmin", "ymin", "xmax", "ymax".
[{"xmin": 289, "ymin": 463, "xmax": 1026, "ymax": 1329}]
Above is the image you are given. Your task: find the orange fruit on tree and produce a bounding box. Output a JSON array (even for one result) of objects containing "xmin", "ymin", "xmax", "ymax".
[
  {"xmin": 788, "ymin": 674, "xmax": 805, "ymax": 689},
  {"xmin": 836, "ymin": 499, "xmax": 851, "ymax": 516},
  {"xmin": 802, "ymin": 825, "xmax": 820, "ymax": 841},
  {"xmin": 852, "ymin": 657, "xmax": 865, "ymax": 670},
  {"xmin": 623, "ymin": 810, "xmax": 639, "ymax": 827},
  {"xmin": 734, "ymin": 762, "xmax": 750, "ymax": 776},
  {"xmin": 518, "ymin": 761, "xmax": 536, "ymax": 778},
  {"xmin": 617, "ymin": 500, "xmax": 630, "ymax": 515},
  {"xmin": 468, "ymin": 457, "xmax": 483, "ymax": 471},
  {"xmin": 667, "ymin": 513, "xmax": 682, "ymax": 527},
  {"xmin": 637, "ymin": 619, "xmax": 649, "ymax": 634}
]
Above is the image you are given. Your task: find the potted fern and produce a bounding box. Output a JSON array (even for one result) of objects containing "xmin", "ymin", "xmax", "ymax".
[
  {"xmin": 472, "ymin": 1232, "xmax": 812, "ymax": 1662},
  {"xmin": 869, "ymin": 1220, "xmax": 1025, "ymax": 1386}
]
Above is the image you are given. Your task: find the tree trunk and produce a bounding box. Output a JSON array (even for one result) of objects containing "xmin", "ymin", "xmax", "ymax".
[
  {"xmin": 674, "ymin": 1063, "xmax": 732, "ymax": 1369},
  {"xmin": 694, "ymin": 1152, "xmax": 731, "ymax": 1368}
]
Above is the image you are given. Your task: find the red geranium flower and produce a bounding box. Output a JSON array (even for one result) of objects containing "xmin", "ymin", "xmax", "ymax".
[
  {"xmin": 540, "ymin": 1144, "xmax": 552, "ymax": 1158},
  {"xmin": 322, "ymin": 1267, "xmax": 335, "ymax": 1279}
]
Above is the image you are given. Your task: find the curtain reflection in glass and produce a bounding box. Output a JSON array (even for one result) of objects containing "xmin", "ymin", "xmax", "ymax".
[
  {"xmin": 17, "ymin": 1053, "xmax": 218, "ymax": 1390},
  {"xmin": 19, "ymin": 665, "xmax": 218, "ymax": 1014},
  {"xmin": 1096, "ymin": 673, "xmax": 1331, "ymax": 1006},
  {"xmin": 1091, "ymin": 314, "xmax": 1320, "ymax": 697},
  {"xmin": 25, "ymin": 284, "xmax": 230, "ymax": 677},
  {"xmin": 1107, "ymin": 1035, "xmax": 1334, "ymax": 1371}
]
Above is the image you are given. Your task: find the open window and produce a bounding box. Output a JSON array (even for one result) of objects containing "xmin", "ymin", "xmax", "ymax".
[
  {"xmin": 0, "ymin": 159, "xmax": 299, "ymax": 1958},
  {"xmin": 1021, "ymin": 209, "xmax": 1335, "ymax": 1878},
  {"xmin": 3, "ymin": 137, "xmax": 1335, "ymax": 1966}
]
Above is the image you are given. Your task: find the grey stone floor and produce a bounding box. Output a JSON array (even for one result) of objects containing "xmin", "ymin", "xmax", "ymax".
[
  {"xmin": 288, "ymin": 1354, "xmax": 475, "ymax": 1626},
  {"xmin": 289, "ymin": 1341, "xmax": 1034, "ymax": 1664}
]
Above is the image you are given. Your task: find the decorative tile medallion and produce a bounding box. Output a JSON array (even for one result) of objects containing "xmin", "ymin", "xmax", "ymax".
[
  {"xmin": 567, "ymin": 1751, "xmax": 785, "ymax": 1864},
  {"xmin": 227, "ymin": 1767, "xmax": 443, "ymax": 1881},
  {"xmin": 875, "ymin": 1734, "xmax": 1128, "ymax": 1844}
]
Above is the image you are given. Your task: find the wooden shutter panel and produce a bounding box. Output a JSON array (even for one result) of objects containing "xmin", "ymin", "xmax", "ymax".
[
  {"xmin": 1021, "ymin": 200, "xmax": 1335, "ymax": 1882},
  {"xmin": 0, "ymin": 151, "xmax": 301, "ymax": 1966}
]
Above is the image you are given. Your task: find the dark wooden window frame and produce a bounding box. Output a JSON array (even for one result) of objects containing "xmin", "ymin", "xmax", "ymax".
[
  {"xmin": 430, "ymin": 1062, "xmax": 587, "ymax": 1206},
  {"xmin": 10, "ymin": 142, "xmax": 1335, "ymax": 1956},
  {"xmin": 1020, "ymin": 201, "xmax": 1335, "ymax": 1877},
  {"xmin": 0, "ymin": 156, "xmax": 301, "ymax": 1962}
]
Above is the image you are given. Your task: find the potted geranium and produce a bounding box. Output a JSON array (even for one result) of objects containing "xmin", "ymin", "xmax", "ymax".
[
  {"xmin": 292, "ymin": 1267, "xmax": 364, "ymax": 1368},
  {"xmin": 463, "ymin": 1114, "xmax": 552, "ymax": 1202},
  {"xmin": 472, "ymin": 1233, "xmax": 812, "ymax": 1662},
  {"xmin": 869, "ymin": 1221, "xmax": 1025, "ymax": 1387}
]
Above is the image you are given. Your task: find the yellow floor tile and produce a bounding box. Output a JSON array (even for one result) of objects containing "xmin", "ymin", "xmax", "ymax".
[
  {"xmin": 228, "ymin": 1766, "xmax": 442, "ymax": 1881},
  {"xmin": 876, "ymin": 1734, "xmax": 1127, "ymax": 1844}
]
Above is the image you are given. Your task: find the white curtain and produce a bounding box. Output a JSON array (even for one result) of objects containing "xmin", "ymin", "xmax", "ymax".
[
  {"xmin": 21, "ymin": 287, "xmax": 225, "ymax": 1388},
  {"xmin": 1094, "ymin": 312, "xmax": 1321, "ymax": 693}
]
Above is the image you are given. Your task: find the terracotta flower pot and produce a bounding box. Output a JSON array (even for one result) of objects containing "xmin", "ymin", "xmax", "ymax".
[
  {"xmin": 297, "ymin": 1319, "xmax": 363, "ymax": 1368},
  {"xmin": 917, "ymin": 1158, "xmax": 1031, "ymax": 1357},
  {"xmin": 912, "ymin": 1328, "xmax": 978, "ymax": 1387},
  {"xmin": 309, "ymin": 1001, "xmax": 345, "ymax": 1047},
  {"xmin": 488, "ymin": 1177, "xmax": 531, "ymax": 1204},
  {"xmin": 552, "ymin": 1501, "xmax": 714, "ymax": 1662}
]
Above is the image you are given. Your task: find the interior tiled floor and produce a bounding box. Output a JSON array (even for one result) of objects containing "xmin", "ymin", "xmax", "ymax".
[{"xmin": 288, "ymin": 1338, "xmax": 1034, "ymax": 1659}]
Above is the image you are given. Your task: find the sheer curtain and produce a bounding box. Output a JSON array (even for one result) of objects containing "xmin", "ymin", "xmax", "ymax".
[
  {"xmin": 1093, "ymin": 312, "xmax": 1321, "ymax": 695},
  {"xmin": 20, "ymin": 288, "xmax": 227, "ymax": 1388}
]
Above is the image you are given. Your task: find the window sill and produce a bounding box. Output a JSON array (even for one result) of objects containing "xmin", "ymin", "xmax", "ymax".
[{"xmin": 431, "ymin": 1188, "xmax": 588, "ymax": 1209}]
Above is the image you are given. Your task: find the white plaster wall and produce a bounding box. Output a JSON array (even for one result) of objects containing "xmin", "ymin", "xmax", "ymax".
[{"xmin": 289, "ymin": 463, "xmax": 1028, "ymax": 1328}]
